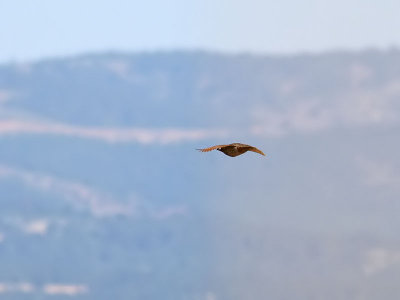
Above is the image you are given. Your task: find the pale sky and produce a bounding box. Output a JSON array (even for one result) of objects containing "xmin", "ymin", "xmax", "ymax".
[{"xmin": 1, "ymin": 0, "xmax": 400, "ymax": 62}]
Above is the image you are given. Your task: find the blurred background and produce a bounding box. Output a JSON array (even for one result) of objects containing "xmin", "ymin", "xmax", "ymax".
[{"xmin": 1, "ymin": 1, "xmax": 400, "ymax": 299}]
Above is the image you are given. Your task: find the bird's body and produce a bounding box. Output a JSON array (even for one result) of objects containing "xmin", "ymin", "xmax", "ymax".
[{"xmin": 197, "ymin": 143, "xmax": 265, "ymax": 157}]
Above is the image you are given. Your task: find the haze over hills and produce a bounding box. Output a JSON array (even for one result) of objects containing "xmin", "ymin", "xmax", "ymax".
[{"xmin": 1, "ymin": 50, "xmax": 400, "ymax": 299}]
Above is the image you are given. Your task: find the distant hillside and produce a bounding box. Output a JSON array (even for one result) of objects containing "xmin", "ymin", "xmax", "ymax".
[
  {"xmin": 0, "ymin": 50, "xmax": 400, "ymax": 299},
  {"xmin": 3, "ymin": 49, "xmax": 400, "ymax": 128}
]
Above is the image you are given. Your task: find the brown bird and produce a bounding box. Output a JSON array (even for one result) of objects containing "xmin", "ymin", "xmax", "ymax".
[{"xmin": 197, "ymin": 143, "xmax": 266, "ymax": 157}]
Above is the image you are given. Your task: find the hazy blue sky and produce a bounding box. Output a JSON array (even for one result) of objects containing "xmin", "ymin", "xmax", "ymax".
[{"xmin": 1, "ymin": 0, "xmax": 400, "ymax": 62}]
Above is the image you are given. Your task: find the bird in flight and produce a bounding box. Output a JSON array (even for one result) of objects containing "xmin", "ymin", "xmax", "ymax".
[{"xmin": 197, "ymin": 143, "xmax": 266, "ymax": 157}]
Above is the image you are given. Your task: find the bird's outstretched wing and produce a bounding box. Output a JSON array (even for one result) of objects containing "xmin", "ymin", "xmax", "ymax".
[
  {"xmin": 196, "ymin": 145, "xmax": 227, "ymax": 152},
  {"xmin": 248, "ymin": 146, "xmax": 266, "ymax": 156}
]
